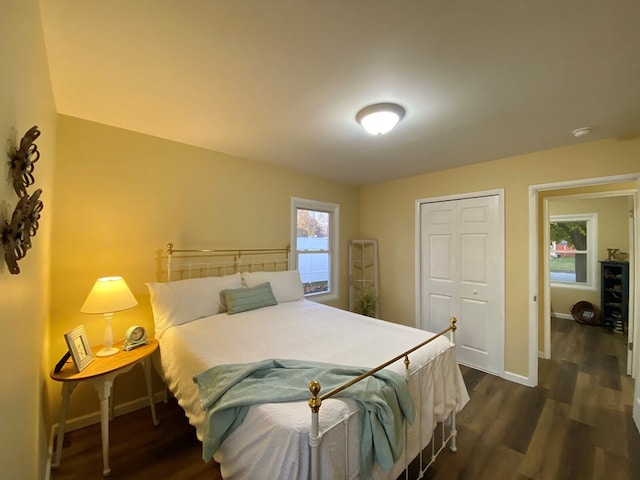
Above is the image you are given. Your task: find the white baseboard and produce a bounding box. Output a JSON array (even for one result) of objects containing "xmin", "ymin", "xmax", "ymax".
[
  {"xmin": 504, "ymin": 370, "xmax": 535, "ymax": 387},
  {"xmin": 52, "ymin": 391, "xmax": 165, "ymax": 436},
  {"xmin": 44, "ymin": 426, "xmax": 54, "ymax": 480},
  {"xmin": 459, "ymin": 361, "xmax": 536, "ymax": 388}
]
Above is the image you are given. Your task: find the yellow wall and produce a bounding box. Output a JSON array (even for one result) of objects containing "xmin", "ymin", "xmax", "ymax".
[
  {"xmin": 548, "ymin": 195, "xmax": 631, "ymax": 315},
  {"xmin": 47, "ymin": 115, "xmax": 361, "ymax": 422},
  {"xmin": 0, "ymin": 0, "xmax": 57, "ymax": 477},
  {"xmin": 360, "ymin": 135, "xmax": 640, "ymax": 378}
]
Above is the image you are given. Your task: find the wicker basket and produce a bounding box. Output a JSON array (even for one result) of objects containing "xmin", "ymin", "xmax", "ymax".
[{"xmin": 570, "ymin": 301, "xmax": 600, "ymax": 325}]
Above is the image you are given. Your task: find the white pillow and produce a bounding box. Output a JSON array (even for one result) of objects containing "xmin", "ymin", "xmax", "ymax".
[
  {"xmin": 241, "ymin": 270, "xmax": 304, "ymax": 303},
  {"xmin": 147, "ymin": 273, "xmax": 242, "ymax": 338}
]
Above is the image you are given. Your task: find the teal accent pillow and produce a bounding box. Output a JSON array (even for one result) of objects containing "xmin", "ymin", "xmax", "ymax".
[{"xmin": 222, "ymin": 282, "xmax": 278, "ymax": 314}]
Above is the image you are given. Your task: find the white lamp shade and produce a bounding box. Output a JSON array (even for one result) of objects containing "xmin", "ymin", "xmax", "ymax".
[
  {"xmin": 81, "ymin": 276, "xmax": 138, "ymax": 314},
  {"xmin": 356, "ymin": 103, "xmax": 405, "ymax": 135}
]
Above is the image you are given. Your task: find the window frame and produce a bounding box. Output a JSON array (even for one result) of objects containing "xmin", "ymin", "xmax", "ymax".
[
  {"xmin": 549, "ymin": 213, "xmax": 598, "ymax": 290},
  {"xmin": 291, "ymin": 197, "xmax": 339, "ymax": 302}
]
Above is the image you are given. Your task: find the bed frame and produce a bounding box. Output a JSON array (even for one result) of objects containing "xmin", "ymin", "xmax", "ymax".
[
  {"xmin": 308, "ymin": 318, "xmax": 458, "ymax": 480},
  {"xmin": 166, "ymin": 242, "xmax": 291, "ymax": 279},
  {"xmin": 165, "ymin": 243, "xmax": 459, "ymax": 480}
]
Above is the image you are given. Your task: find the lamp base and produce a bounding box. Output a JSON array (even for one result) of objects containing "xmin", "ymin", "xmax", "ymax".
[{"xmin": 96, "ymin": 347, "xmax": 119, "ymax": 357}]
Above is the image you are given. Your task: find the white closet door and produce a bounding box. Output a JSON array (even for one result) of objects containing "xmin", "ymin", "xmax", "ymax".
[{"xmin": 420, "ymin": 195, "xmax": 504, "ymax": 375}]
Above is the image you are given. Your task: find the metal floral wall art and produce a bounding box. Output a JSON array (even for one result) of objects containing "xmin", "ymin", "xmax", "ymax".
[
  {"xmin": 9, "ymin": 125, "xmax": 41, "ymax": 198},
  {"xmin": 2, "ymin": 125, "xmax": 44, "ymax": 274},
  {"xmin": 2, "ymin": 189, "xmax": 43, "ymax": 274}
]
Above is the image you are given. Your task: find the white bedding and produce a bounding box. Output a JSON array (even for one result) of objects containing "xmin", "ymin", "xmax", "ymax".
[{"xmin": 157, "ymin": 299, "xmax": 469, "ymax": 479}]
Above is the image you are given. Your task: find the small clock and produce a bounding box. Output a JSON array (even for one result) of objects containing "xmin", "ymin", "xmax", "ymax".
[{"xmin": 124, "ymin": 325, "xmax": 148, "ymax": 351}]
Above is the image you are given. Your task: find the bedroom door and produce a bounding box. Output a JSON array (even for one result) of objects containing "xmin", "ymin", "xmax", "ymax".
[{"xmin": 419, "ymin": 193, "xmax": 504, "ymax": 376}]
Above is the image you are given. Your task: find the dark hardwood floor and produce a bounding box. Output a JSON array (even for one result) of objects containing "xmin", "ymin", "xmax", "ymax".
[
  {"xmin": 51, "ymin": 317, "xmax": 640, "ymax": 479},
  {"xmin": 429, "ymin": 317, "xmax": 640, "ymax": 480},
  {"xmin": 49, "ymin": 396, "xmax": 222, "ymax": 480}
]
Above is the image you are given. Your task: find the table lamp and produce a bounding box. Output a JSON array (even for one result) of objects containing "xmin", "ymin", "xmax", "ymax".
[{"xmin": 81, "ymin": 276, "xmax": 138, "ymax": 357}]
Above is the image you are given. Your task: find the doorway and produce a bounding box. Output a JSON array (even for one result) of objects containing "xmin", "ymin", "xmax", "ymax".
[
  {"xmin": 543, "ymin": 192, "xmax": 635, "ymax": 375},
  {"xmin": 528, "ymin": 173, "xmax": 640, "ymax": 431}
]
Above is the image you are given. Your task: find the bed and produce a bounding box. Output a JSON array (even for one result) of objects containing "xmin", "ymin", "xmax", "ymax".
[{"xmin": 148, "ymin": 244, "xmax": 469, "ymax": 480}]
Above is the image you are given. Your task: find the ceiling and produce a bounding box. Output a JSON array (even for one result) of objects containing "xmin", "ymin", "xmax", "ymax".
[{"xmin": 39, "ymin": 1, "xmax": 640, "ymax": 186}]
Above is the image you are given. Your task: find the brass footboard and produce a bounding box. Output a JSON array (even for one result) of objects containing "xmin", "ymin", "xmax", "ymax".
[{"xmin": 308, "ymin": 317, "xmax": 459, "ymax": 480}]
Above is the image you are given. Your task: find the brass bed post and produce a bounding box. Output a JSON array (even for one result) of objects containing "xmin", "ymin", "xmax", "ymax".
[
  {"xmin": 167, "ymin": 243, "xmax": 174, "ymax": 281},
  {"xmin": 233, "ymin": 252, "xmax": 240, "ymax": 273},
  {"xmin": 308, "ymin": 381, "xmax": 322, "ymax": 480},
  {"xmin": 448, "ymin": 316, "xmax": 458, "ymax": 453}
]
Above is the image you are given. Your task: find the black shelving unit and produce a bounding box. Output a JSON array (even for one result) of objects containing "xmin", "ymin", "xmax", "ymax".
[{"xmin": 600, "ymin": 261, "xmax": 629, "ymax": 333}]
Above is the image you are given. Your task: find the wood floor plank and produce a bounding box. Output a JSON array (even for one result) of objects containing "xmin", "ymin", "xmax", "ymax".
[
  {"xmin": 476, "ymin": 444, "xmax": 523, "ymax": 480},
  {"xmin": 596, "ymin": 384, "xmax": 624, "ymax": 412},
  {"xmin": 499, "ymin": 385, "xmax": 546, "ymax": 454},
  {"xmin": 592, "ymin": 402, "xmax": 628, "ymax": 456},
  {"xmin": 599, "ymin": 353, "xmax": 622, "ymax": 390},
  {"xmin": 569, "ymin": 370, "xmax": 599, "ymax": 426},
  {"xmin": 556, "ymin": 420, "xmax": 595, "ymax": 480},
  {"xmin": 517, "ymin": 398, "xmax": 569, "ymax": 479},
  {"xmin": 591, "ymin": 446, "xmax": 605, "ymax": 480},
  {"xmin": 547, "ymin": 359, "xmax": 580, "ymax": 404},
  {"xmin": 459, "ymin": 365, "xmax": 485, "ymax": 392},
  {"xmin": 625, "ymin": 404, "xmax": 640, "ymax": 478},
  {"xmin": 51, "ymin": 399, "xmax": 222, "ymax": 480},
  {"xmin": 601, "ymin": 448, "xmax": 632, "ymax": 480},
  {"xmin": 430, "ymin": 425, "xmax": 484, "ymax": 479},
  {"xmin": 621, "ymin": 372, "xmax": 635, "ymax": 405},
  {"xmin": 518, "ymin": 400, "xmax": 571, "ymax": 480},
  {"xmin": 463, "ymin": 377, "xmax": 508, "ymax": 437}
]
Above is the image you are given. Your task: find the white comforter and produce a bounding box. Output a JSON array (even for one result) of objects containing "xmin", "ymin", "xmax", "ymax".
[{"xmin": 157, "ymin": 299, "xmax": 469, "ymax": 479}]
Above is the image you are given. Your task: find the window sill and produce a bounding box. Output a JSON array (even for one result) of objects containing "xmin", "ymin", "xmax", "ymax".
[
  {"xmin": 550, "ymin": 282, "xmax": 597, "ymax": 292},
  {"xmin": 305, "ymin": 292, "xmax": 338, "ymax": 303}
]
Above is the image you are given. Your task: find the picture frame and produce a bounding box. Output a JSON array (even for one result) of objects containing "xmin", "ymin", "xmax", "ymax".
[{"xmin": 64, "ymin": 324, "xmax": 94, "ymax": 372}]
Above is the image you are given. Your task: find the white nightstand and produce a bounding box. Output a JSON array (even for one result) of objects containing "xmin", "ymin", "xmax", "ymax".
[{"xmin": 50, "ymin": 338, "xmax": 159, "ymax": 476}]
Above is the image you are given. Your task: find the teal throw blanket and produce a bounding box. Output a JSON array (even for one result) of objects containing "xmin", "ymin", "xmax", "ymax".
[{"xmin": 193, "ymin": 358, "xmax": 416, "ymax": 477}]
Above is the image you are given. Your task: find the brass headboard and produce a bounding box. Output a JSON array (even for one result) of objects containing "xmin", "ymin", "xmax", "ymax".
[{"xmin": 166, "ymin": 243, "xmax": 291, "ymax": 281}]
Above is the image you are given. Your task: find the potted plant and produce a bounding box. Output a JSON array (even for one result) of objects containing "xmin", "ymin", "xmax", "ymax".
[{"xmin": 359, "ymin": 287, "xmax": 377, "ymax": 317}]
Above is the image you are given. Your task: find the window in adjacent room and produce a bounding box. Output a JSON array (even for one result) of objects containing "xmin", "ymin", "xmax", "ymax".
[
  {"xmin": 549, "ymin": 213, "xmax": 597, "ymax": 289},
  {"xmin": 291, "ymin": 198, "xmax": 339, "ymax": 301}
]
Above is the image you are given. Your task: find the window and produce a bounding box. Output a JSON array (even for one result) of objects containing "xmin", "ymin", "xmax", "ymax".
[
  {"xmin": 291, "ymin": 198, "xmax": 339, "ymax": 301},
  {"xmin": 549, "ymin": 213, "xmax": 597, "ymax": 289}
]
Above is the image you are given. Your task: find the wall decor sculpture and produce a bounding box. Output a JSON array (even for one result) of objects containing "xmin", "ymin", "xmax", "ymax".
[
  {"xmin": 9, "ymin": 125, "xmax": 40, "ymax": 197},
  {"xmin": 2, "ymin": 189, "xmax": 43, "ymax": 274},
  {"xmin": 1, "ymin": 125, "xmax": 44, "ymax": 274}
]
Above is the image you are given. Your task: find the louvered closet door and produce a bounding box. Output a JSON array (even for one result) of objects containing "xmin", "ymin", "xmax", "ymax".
[{"xmin": 420, "ymin": 195, "xmax": 504, "ymax": 375}]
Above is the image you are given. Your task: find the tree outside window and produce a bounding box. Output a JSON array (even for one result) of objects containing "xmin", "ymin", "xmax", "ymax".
[
  {"xmin": 296, "ymin": 209, "xmax": 330, "ymax": 294},
  {"xmin": 549, "ymin": 214, "xmax": 597, "ymax": 288}
]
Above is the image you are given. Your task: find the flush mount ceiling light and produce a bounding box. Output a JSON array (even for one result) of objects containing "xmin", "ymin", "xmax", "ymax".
[
  {"xmin": 356, "ymin": 103, "xmax": 405, "ymax": 135},
  {"xmin": 572, "ymin": 127, "xmax": 592, "ymax": 138}
]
